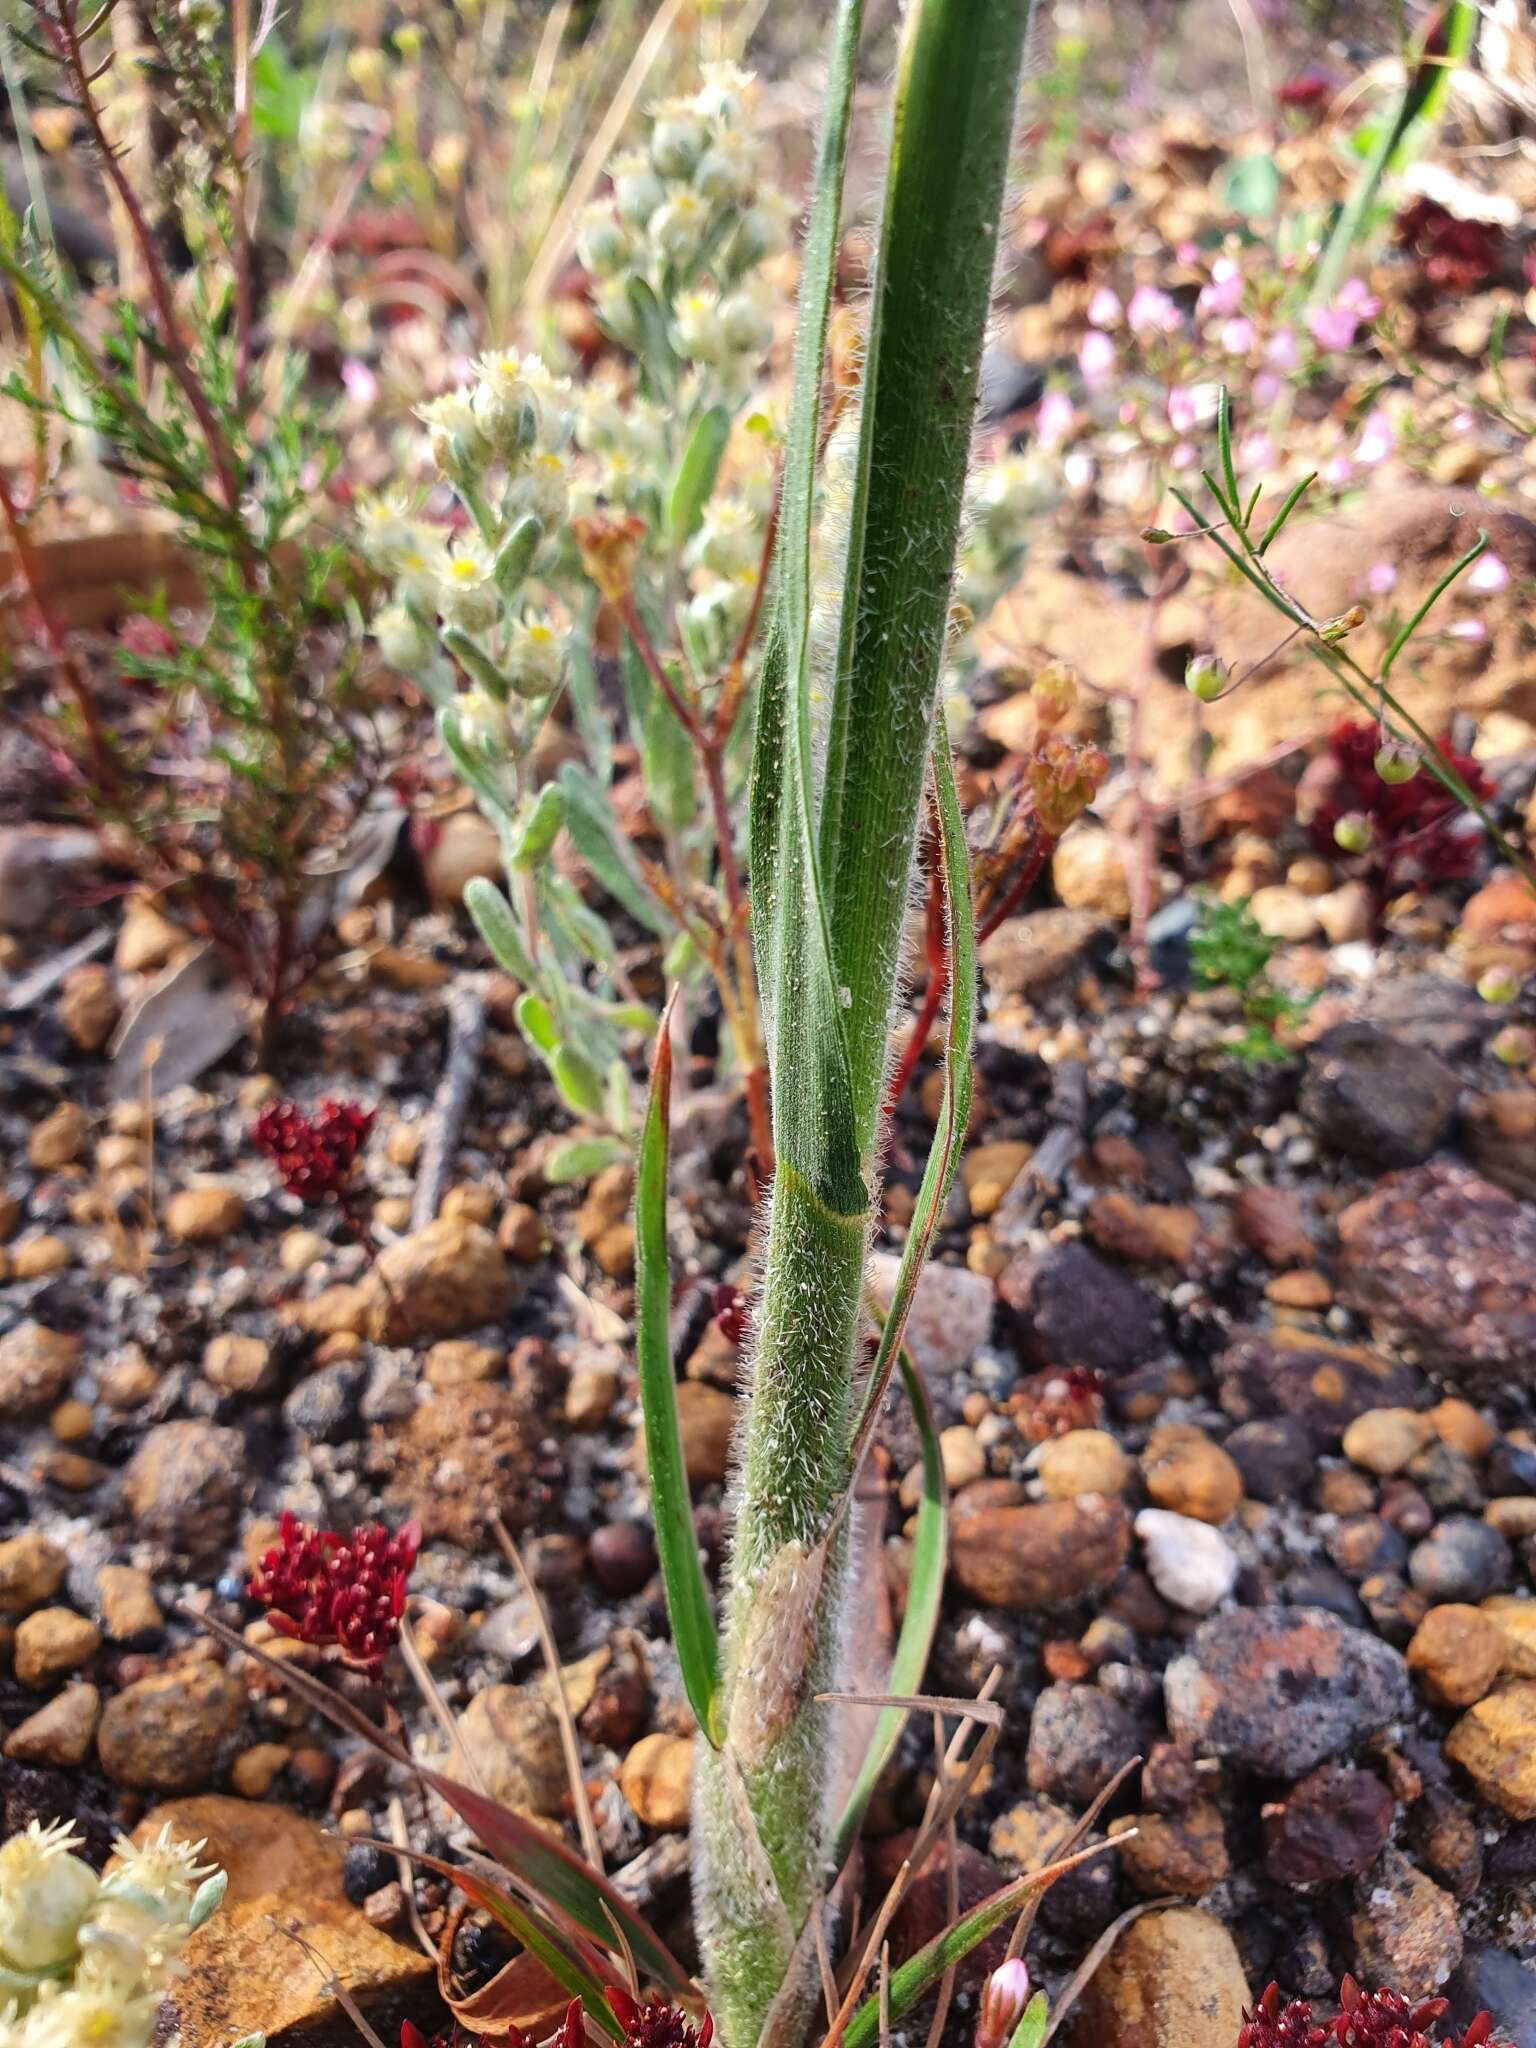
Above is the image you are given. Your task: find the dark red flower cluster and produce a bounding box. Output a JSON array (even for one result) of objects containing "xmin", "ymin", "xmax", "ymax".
[
  {"xmin": 402, "ymin": 2025, "xmax": 478, "ymax": 2048},
  {"xmin": 1240, "ymin": 1981, "xmax": 1494, "ymax": 2048},
  {"xmin": 1397, "ymin": 199, "xmax": 1502, "ymax": 294},
  {"xmin": 1307, "ymin": 720, "xmax": 1493, "ymax": 901},
  {"xmin": 605, "ymin": 1986, "xmax": 713, "ymax": 2048},
  {"xmin": 252, "ymin": 1098, "xmax": 375, "ymax": 1206},
  {"xmin": 1277, "ymin": 68, "xmax": 1332, "ymax": 111},
  {"xmin": 248, "ymin": 1510, "xmax": 420, "ymax": 1670}
]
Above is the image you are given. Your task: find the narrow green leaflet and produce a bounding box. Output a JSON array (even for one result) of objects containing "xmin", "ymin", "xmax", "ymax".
[
  {"xmin": 668, "ymin": 403, "xmax": 731, "ymax": 544},
  {"xmin": 622, "ymin": 638, "xmax": 695, "ymax": 838},
  {"xmin": 558, "ymin": 762, "xmax": 671, "ymax": 935},
  {"xmin": 464, "ymin": 876, "xmax": 538, "ymax": 987},
  {"xmin": 633, "ymin": 1001, "xmax": 723, "ymax": 1743}
]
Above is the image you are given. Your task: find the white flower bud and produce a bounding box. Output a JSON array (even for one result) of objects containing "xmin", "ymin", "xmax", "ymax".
[
  {"xmin": 732, "ymin": 190, "xmax": 795, "ymax": 266},
  {"xmin": 649, "ymin": 103, "xmax": 708, "ymax": 179},
  {"xmin": 575, "ymin": 205, "xmax": 630, "ymax": 278},
  {"xmin": 356, "ymin": 491, "xmax": 420, "ymax": 573},
  {"xmin": 593, "ymin": 277, "xmax": 640, "ymax": 346},
  {"xmin": 1478, "ymin": 965, "xmax": 1522, "ymax": 1005},
  {"xmin": 693, "ymin": 128, "xmax": 756, "ymax": 203},
  {"xmin": 1333, "ymin": 812, "xmax": 1373, "ymax": 854},
  {"xmin": 453, "ymin": 686, "xmax": 506, "ymax": 751},
  {"xmin": 1374, "ymin": 740, "xmax": 1420, "ymax": 786},
  {"xmin": 718, "ymin": 290, "xmax": 771, "ymax": 357},
  {"xmin": 612, "ymin": 152, "xmax": 665, "ymax": 230},
  {"xmin": 372, "ymin": 602, "xmax": 434, "ymax": 671}
]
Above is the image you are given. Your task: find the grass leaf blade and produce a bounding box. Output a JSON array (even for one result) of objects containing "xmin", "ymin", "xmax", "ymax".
[{"xmin": 634, "ymin": 998, "xmax": 723, "ymax": 1744}]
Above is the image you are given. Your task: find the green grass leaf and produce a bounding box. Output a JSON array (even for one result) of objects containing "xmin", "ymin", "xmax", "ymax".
[{"xmin": 634, "ymin": 1002, "xmax": 723, "ymax": 1744}]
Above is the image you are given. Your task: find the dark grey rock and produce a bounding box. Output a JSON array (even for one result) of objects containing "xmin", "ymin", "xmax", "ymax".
[
  {"xmin": 283, "ymin": 1359, "xmax": 367, "ymax": 1444},
  {"xmin": 1164, "ymin": 1606, "xmax": 1410, "ymax": 1777},
  {"xmin": 1408, "ymin": 1516, "xmax": 1512, "ymax": 1604},
  {"xmin": 998, "ymin": 1242, "xmax": 1161, "ymax": 1375},
  {"xmin": 1301, "ymin": 1021, "xmax": 1460, "ymax": 1170},
  {"xmin": 1446, "ymin": 1948, "xmax": 1536, "ymax": 2048},
  {"xmin": 1025, "ymin": 1682, "xmax": 1141, "ymax": 1808}
]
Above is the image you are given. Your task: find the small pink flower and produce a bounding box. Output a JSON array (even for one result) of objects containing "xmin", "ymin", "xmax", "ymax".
[
  {"xmin": 1127, "ymin": 284, "xmax": 1181, "ymax": 337},
  {"xmin": 1307, "ymin": 278, "xmax": 1380, "ymax": 353},
  {"xmin": 342, "ymin": 358, "xmax": 380, "ymax": 405},
  {"xmin": 1324, "ymin": 455, "xmax": 1355, "ymax": 487},
  {"xmin": 1171, "ymin": 440, "xmax": 1198, "ymax": 470},
  {"xmin": 1087, "ymin": 286, "xmax": 1123, "ymax": 328},
  {"xmin": 1197, "ymin": 257, "xmax": 1243, "ymax": 321},
  {"xmin": 1079, "ymin": 329, "xmax": 1118, "ymax": 391},
  {"xmin": 1468, "ymin": 553, "xmax": 1509, "ymax": 594},
  {"xmin": 1220, "ymin": 316, "xmax": 1257, "ymax": 356},
  {"xmin": 1252, "ymin": 372, "xmax": 1282, "ymax": 407},
  {"xmin": 1354, "ymin": 407, "xmax": 1394, "ymax": 467},
  {"xmin": 1448, "ymin": 618, "xmax": 1487, "ymax": 643},
  {"xmin": 1167, "ymin": 385, "xmax": 1198, "ymax": 434},
  {"xmin": 1036, "ymin": 388, "xmax": 1076, "ymax": 452},
  {"xmin": 1365, "ymin": 561, "xmax": 1398, "ymax": 596},
  {"xmin": 1266, "ymin": 327, "xmax": 1299, "ymax": 371},
  {"xmin": 1239, "ymin": 431, "xmax": 1276, "ymax": 473}
]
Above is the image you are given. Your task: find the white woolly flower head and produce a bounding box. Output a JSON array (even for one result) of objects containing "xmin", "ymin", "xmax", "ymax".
[
  {"xmin": 507, "ymin": 449, "xmax": 571, "ymax": 528},
  {"xmin": 372, "ymin": 600, "xmax": 434, "ymax": 672},
  {"xmin": 732, "ymin": 188, "xmax": 795, "ymax": 267},
  {"xmin": 693, "ymin": 126, "xmax": 756, "ymax": 205},
  {"xmin": 648, "ymin": 97, "xmax": 709, "ymax": 179},
  {"xmin": 649, "ymin": 189, "xmax": 708, "ymax": 264},
  {"xmin": 5, "ymin": 1975, "xmax": 162, "ymax": 2047},
  {"xmin": 356, "ymin": 490, "xmax": 421, "ymax": 574},
  {"xmin": 416, "ymin": 386, "xmax": 485, "ymax": 477},
  {"xmin": 692, "ymin": 61, "xmax": 756, "ymax": 127},
  {"xmin": 675, "ymin": 285, "xmax": 724, "ymax": 364},
  {"xmin": 0, "ymin": 1820, "xmax": 98, "ymax": 1976},
  {"xmin": 507, "ymin": 614, "xmax": 566, "ymax": 701},
  {"xmin": 437, "ymin": 541, "xmax": 500, "ymax": 633},
  {"xmin": 687, "ymin": 499, "xmax": 761, "ymax": 580}
]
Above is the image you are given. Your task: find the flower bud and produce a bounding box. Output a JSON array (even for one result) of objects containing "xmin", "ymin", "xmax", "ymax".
[
  {"xmin": 437, "ymin": 546, "xmax": 499, "ymax": 633},
  {"xmin": 613, "ymin": 157, "xmax": 665, "ymax": 230},
  {"xmin": 373, "ymin": 602, "xmax": 434, "ymax": 672},
  {"xmin": 1320, "ymin": 604, "xmax": 1366, "ymax": 644},
  {"xmin": 1374, "ymin": 740, "xmax": 1420, "ymax": 786},
  {"xmin": 976, "ymin": 1959, "xmax": 1031, "ymax": 2048},
  {"xmin": 650, "ymin": 110, "xmax": 708, "ymax": 180},
  {"xmin": 576, "ymin": 206, "xmax": 630, "ymax": 279},
  {"xmin": 1185, "ymin": 654, "xmax": 1229, "ymax": 703},
  {"xmin": 718, "ymin": 291, "xmax": 771, "ymax": 357},
  {"xmin": 1333, "ymin": 812, "xmax": 1373, "ymax": 854},
  {"xmin": 1477, "ymin": 965, "xmax": 1522, "ymax": 1005}
]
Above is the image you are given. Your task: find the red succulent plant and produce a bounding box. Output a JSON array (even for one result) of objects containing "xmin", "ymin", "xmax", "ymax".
[
  {"xmin": 252, "ymin": 1097, "xmax": 376, "ymax": 1209},
  {"xmin": 248, "ymin": 1510, "xmax": 421, "ymax": 1670},
  {"xmin": 1397, "ymin": 199, "xmax": 1502, "ymax": 295},
  {"xmin": 605, "ymin": 1987, "xmax": 714, "ymax": 2048},
  {"xmin": 1305, "ymin": 719, "xmax": 1493, "ymax": 909},
  {"xmin": 1240, "ymin": 1981, "xmax": 1495, "ymax": 2048}
]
